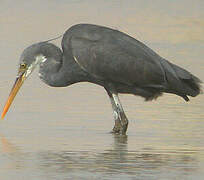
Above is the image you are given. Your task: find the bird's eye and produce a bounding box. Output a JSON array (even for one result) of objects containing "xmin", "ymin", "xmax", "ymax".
[{"xmin": 20, "ymin": 63, "xmax": 27, "ymax": 69}]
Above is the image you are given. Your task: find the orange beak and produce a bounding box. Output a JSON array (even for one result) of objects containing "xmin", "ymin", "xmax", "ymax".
[{"xmin": 1, "ymin": 72, "xmax": 26, "ymax": 119}]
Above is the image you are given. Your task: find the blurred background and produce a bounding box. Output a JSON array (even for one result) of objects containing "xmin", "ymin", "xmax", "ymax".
[{"xmin": 0, "ymin": 0, "xmax": 203, "ymax": 179}]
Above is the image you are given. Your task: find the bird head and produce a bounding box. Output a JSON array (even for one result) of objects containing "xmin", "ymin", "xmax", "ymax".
[{"xmin": 1, "ymin": 43, "xmax": 47, "ymax": 119}]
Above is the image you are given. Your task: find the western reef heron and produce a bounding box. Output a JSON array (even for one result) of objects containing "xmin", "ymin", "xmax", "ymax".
[{"xmin": 1, "ymin": 24, "xmax": 202, "ymax": 135}]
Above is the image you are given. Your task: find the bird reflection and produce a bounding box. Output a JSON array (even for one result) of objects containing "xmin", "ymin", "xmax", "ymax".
[
  {"xmin": 98, "ymin": 134, "xmax": 128, "ymax": 166},
  {"xmin": 0, "ymin": 133, "xmax": 24, "ymax": 169},
  {"xmin": 0, "ymin": 133, "xmax": 18, "ymax": 153},
  {"xmin": 0, "ymin": 133, "xmax": 199, "ymax": 177},
  {"xmin": 38, "ymin": 135, "xmax": 198, "ymax": 176}
]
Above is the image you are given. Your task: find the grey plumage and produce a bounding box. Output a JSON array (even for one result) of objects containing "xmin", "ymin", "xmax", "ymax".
[
  {"xmin": 36, "ymin": 24, "xmax": 201, "ymax": 101},
  {"xmin": 3, "ymin": 24, "xmax": 202, "ymax": 134}
]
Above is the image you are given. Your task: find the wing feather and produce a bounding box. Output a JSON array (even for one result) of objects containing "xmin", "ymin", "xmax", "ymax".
[{"xmin": 70, "ymin": 28, "xmax": 166, "ymax": 87}]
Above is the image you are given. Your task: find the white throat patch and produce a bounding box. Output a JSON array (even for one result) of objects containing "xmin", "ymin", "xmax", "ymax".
[
  {"xmin": 36, "ymin": 55, "xmax": 47, "ymax": 63},
  {"xmin": 25, "ymin": 55, "xmax": 47, "ymax": 77}
]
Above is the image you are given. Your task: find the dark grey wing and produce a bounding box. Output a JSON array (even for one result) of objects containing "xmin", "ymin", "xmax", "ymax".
[{"xmin": 70, "ymin": 30, "xmax": 166, "ymax": 87}]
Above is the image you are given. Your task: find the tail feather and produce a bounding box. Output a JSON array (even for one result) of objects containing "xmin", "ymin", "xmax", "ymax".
[
  {"xmin": 160, "ymin": 59, "xmax": 202, "ymax": 101},
  {"xmin": 171, "ymin": 63, "xmax": 202, "ymax": 97}
]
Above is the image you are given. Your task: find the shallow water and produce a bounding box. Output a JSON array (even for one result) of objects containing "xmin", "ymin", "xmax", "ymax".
[{"xmin": 0, "ymin": 0, "xmax": 204, "ymax": 179}]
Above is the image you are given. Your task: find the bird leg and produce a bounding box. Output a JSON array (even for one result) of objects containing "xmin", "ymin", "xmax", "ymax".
[
  {"xmin": 107, "ymin": 92, "xmax": 122, "ymax": 133},
  {"xmin": 105, "ymin": 85, "xmax": 129, "ymax": 135}
]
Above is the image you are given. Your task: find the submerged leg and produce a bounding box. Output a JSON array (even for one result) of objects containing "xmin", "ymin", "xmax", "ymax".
[
  {"xmin": 106, "ymin": 89, "xmax": 122, "ymax": 133},
  {"xmin": 105, "ymin": 85, "xmax": 129, "ymax": 135}
]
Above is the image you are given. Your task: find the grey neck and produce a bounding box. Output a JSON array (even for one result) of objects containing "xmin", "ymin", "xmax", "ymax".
[{"xmin": 38, "ymin": 42, "xmax": 88, "ymax": 87}]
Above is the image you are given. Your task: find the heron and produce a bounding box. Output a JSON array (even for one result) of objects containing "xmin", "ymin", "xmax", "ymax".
[{"xmin": 1, "ymin": 24, "xmax": 202, "ymax": 135}]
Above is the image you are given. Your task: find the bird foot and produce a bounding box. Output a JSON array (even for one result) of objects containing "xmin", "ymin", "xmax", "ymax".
[
  {"xmin": 110, "ymin": 121, "xmax": 128, "ymax": 135},
  {"xmin": 110, "ymin": 127, "xmax": 121, "ymax": 134}
]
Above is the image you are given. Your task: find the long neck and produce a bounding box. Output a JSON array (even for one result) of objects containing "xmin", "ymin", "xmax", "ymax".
[{"xmin": 38, "ymin": 43, "xmax": 87, "ymax": 87}]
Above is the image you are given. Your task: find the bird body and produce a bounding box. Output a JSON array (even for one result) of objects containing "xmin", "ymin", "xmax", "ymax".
[
  {"xmin": 39, "ymin": 24, "xmax": 201, "ymax": 101},
  {"xmin": 2, "ymin": 24, "xmax": 202, "ymax": 134}
]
